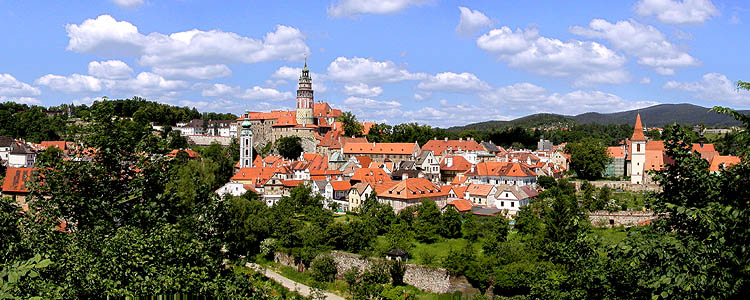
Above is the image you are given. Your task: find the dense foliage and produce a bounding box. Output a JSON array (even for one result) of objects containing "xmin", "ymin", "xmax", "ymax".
[{"xmin": 565, "ymin": 138, "xmax": 611, "ymax": 180}]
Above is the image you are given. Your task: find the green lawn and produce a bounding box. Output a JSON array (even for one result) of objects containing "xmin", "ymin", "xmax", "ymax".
[
  {"xmin": 612, "ymin": 191, "xmax": 652, "ymax": 210},
  {"xmin": 373, "ymin": 236, "xmax": 484, "ymax": 266},
  {"xmin": 590, "ymin": 227, "xmax": 629, "ymax": 246},
  {"xmin": 333, "ymin": 214, "xmax": 360, "ymax": 223}
]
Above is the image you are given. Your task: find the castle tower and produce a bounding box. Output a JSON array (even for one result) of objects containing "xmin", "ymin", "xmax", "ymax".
[
  {"xmin": 240, "ymin": 111, "xmax": 253, "ymax": 168},
  {"xmin": 295, "ymin": 58, "xmax": 314, "ymax": 126},
  {"xmin": 630, "ymin": 113, "xmax": 646, "ymax": 184}
]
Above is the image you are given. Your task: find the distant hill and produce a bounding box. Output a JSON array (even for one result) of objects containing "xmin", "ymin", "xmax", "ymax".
[{"xmin": 448, "ymin": 103, "xmax": 749, "ymax": 131}]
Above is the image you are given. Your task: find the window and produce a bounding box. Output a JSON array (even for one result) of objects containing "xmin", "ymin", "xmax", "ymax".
[
  {"xmin": 501, "ymin": 201, "xmax": 504, "ymax": 207},
  {"xmin": 511, "ymin": 202, "xmax": 514, "ymax": 207},
  {"xmin": 637, "ymin": 144, "xmax": 640, "ymax": 152}
]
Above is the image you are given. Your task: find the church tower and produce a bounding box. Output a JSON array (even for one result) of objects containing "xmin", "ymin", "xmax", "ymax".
[
  {"xmin": 630, "ymin": 113, "xmax": 646, "ymax": 184},
  {"xmin": 295, "ymin": 58, "xmax": 314, "ymax": 126},
  {"xmin": 240, "ymin": 111, "xmax": 253, "ymax": 168}
]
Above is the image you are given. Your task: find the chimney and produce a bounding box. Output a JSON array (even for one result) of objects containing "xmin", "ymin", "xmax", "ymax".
[
  {"xmin": 372, "ymin": 142, "xmax": 376, "ymax": 147},
  {"xmin": 459, "ymin": 137, "xmax": 463, "ymax": 141},
  {"xmin": 444, "ymin": 137, "xmax": 448, "ymax": 142},
  {"xmin": 471, "ymin": 165, "xmax": 475, "ymax": 173},
  {"xmin": 446, "ymin": 157, "xmax": 453, "ymax": 168}
]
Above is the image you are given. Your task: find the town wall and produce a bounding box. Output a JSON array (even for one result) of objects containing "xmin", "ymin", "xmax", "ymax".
[
  {"xmin": 573, "ymin": 180, "xmax": 661, "ymax": 192},
  {"xmin": 588, "ymin": 210, "xmax": 658, "ymax": 227},
  {"xmin": 273, "ymin": 250, "xmax": 476, "ymax": 295}
]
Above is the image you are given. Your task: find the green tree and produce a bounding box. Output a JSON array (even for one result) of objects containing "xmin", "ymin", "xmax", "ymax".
[
  {"xmin": 311, "ymin": 254, "xmax": 338, "ymax": 282},
  {"xmin": 276, "ymin": 136, "xmax": 303, "ymax": 160},
  {"xmin": 412, "ymin": 200, "xmax": 441, "ymax": 243},
  {"xmin": 439, "ymin": 207, "xmax": 463, "ymax": 238},
  {"xmin": 481, "ymin": 217, "xmax": 509, "ymax": 257},
  {"xmin": 462, "ymin": 213, "xmax": 480, "ymax": 242},
  {"xmin": 565, "ymin": 138, "xmax": 611, "ymax": 180},
  {"xmin": 383, "ymin": 221, "xmax": 414, "ymax": 254},
  {"xmin": 537, "ymin": 175, "xmax": 556, "ymax": 189},
  {"xmin": 337, "ymin": 111, "xmax": 363, "ymax": 137}
]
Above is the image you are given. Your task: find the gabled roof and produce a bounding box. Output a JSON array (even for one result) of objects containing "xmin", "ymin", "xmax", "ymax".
[
  {"xmin": 329, "ymin": 151, "xmax": 347, "ymax": 162},
  {"xmin": 2, "ymin": 167, "xmax": 35, "ymax": 193},
  {"xmin": 343, "ymin": 142, "xmax": 418, "ymax": 155},
  {"xmin": 40, "ymin": 141, "xmax": 71, "ymax": 152},
  {"xmin": 422, "ymin": 139, "xmax": 484, "ymax": 155},
  {"xmin": 9, "ymin": 143, "xmax": 34, "ymax": 155},
  {"xmin": 495, "ymin": 184, "xmax": 537, "ymax": 200},
  {"xmin": 230, "ymin": 167, "xmax": 279, "ymax": 185},
  {"xmin": 330, "ymin": 180, "xmax": 352, "ymax": 191},
  {"xmin": 355, "ymin": 156, "xmax": 372, "ymax": 168},
  {"xmin": 468, "ymin": 162, "xmax": 536, "ymax": 177},
  {"xmin": 644, "ymin": 150, "xmax": 665, "ymax": 171},
  {"xmin": 351, "ymin": 168, "xmax": 392, "ymax": 184},
  {"xmin": 415, "ymin": 151, "xmax": 432, "ymax": 164},
  {"xmin": 445, "ymin": 199, "xmax": 473, "ymax": 212},
  {"xmin": 283, "ymin": 180, "xmax": 306, "ymax": 188},
  {"xmin": 440, "ymin": 155, "xmax": 472, "ymax": 172},
  {"xmin": 631, "ymin": 114, "xmax": 646, "ymax": 141},
  {"xmin": 351, "ymin": 182, "xmax": 371, "ymax": 195},
  {"xmin": 166, "ymin": 149, "xmax": 201, "ymax": 158},
  {"xmin": 0, "ymin": 136, "xmax": 14, "ymax": 147},
  {"xmin": 374, "ymin": 178, "xmax": 447, "ymax": 200},
  {"xmin": 451, "ymin": 174, "xmax": 468, "ymax": 185},
  {"xmin": 607, "ymin": 146, "xmax": 625, "ymax": 159},
  {"xmin": 466, "ymin": 184, "xmax": 495, "ymax": 197},
  {"xmin": 709, "ymin": 155, "xmax": 740, "ymax": 172}
]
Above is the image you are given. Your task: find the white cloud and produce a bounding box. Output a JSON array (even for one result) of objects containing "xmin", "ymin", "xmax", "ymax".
[
  {"xmin": 641, "ymin": 77, "xmax": 652, "ymax": 84},
  {"xmin": 343, "ymin": 96, "xmax": 402, "ymax": 109},
  {"xmin": 729, "ymin": 15, "xmax": 742, "ymax": 25},
  {"xmin": 88, "ymin": 60, "xmax": 134, "ymax": 79},
  {"xmin": 201, "ymin": 83, "xmax": 293, "ymax": 101},
  {"xmin": 327, "ymin": 56, "xmax": 426, "ymax": 84},
  {"xmin": 152, "ymin": 64, "xmax": 232, "ymax": 80},
  {"xmin": 35, "ymin": 74, "xmax": 102, "ymax": 93},
  {"xmin": 634, "ymin": 0, "xmax": 719, "ymax": 25},
  {"xmin": 456, "ymin": 7, "xmax": 492, "ymax": 37},
  {"xmin": 111, "ymin": 0, "xmax": 144, "ymax": 9},
  {"xmin": 66, "ymin": 15, "xmax": 308, "ymax": 78},
  {"xmin": 571, "ymin": 19, "xmax": 698, "ymax": 75},
  {"xmin": 479, "ymin": 81, "xmax": 658, "ymax": 115},
  {"xmin": 417, "ymin": 72, "xmax": 491, "ymax": 93},
  {"xmin": 0, "ymin": 74, "xmax": 41, "ymax": 97},
  {"xmin": 344, "ymin": 83, "xmax": 383, "ymax": 97},
  {"xmin": 0, "ymin": 96, "xmax": 41, "ymax": 105},
  {"xmin": 72, "ymin": 96, "xmax": 105, "ymax": 106},
  {"xmin": 328, "ymin": 0, "xmax": 426, "ymax": 18},
  {"xmin": 664, "ymin": 72, "xmax": 750, "ymax": 105},
  {"xmin": 476, "ymin": 26, "xmax": 628, "ymax": 85},
  {"xmin": 66, "ymin": 15, "xmax": 145, "ymax": 56},
  {"xmin": 102, "ymin": 72, "xmax": 188, "ymax": 100},
  {"xmin": 270, "ymin": 66, "xmax": 329, "ymax": 93}
]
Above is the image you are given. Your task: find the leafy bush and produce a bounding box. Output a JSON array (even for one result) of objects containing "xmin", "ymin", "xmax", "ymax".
[{"xmin": 310, "ymin": 254, "xmax": 338, "ymax": 282}]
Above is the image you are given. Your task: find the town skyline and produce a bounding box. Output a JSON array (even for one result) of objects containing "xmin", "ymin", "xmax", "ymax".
[{"xmin": 1, "ymin": 0, "xmax": 749, "ymax": 127}]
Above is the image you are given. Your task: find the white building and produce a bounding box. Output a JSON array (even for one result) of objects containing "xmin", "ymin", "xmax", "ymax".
[{"xmin": 8, "ymin": 143, "xmax": 36, "ymax": 168}]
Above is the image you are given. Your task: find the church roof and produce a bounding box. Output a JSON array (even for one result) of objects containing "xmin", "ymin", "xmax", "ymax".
[{"xmin": 631, "ymin": 114, "xmax": 646, "ymax": 141}]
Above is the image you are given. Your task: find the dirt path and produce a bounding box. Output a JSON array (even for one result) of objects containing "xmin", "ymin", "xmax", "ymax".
[{"xmin": 245, "ymin": 263, "xmax": 345, "ymax": 300}]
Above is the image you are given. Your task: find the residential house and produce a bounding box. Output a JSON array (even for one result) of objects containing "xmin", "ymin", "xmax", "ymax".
[
  {"xmin": 465, "ymin": 162, "xmax": 537, "ymax": 187},
  {"xmin": 494, "ymin": 184, "xmax": 538, "ymax": 215},
  {"xmin": 465, "ymin": 184, "xmax": 498, "ymax": 206},
  {"xmin": 8, "ymin": 143, "xmax": 36, "ymax": 168},
  {"xmin": 415, "ymin": 151, "xmax": 440, "ymax": 182},
  {"xmin": 2, "ymin": 167, "xmax": 35, "ymax": 209},
  {"xmin": 215, "ymin": 182, "xmax": 256, "ymax": 198},
  {"xmin": 374, "ymin": 178, "xmax": 448, "ymax": 213},
  {"xmin": 442, "ymin": 199, "xmax": 474, "ymax": 214},
  {"xmin": 348, "ymin": 182, "xmax": 373, "ymax": 211},
  {"xmin": 421, "ymin": 138, "xmax": 485, "ymax": 161},
  {"xmin": 342, "ymin": 142, "xmax": 420, "ymax": 163},
  {"xmin": 0, "ymin": 136, "xmax": 13, "ymax": 164},
  {"xmin": 350, "ymin": 168, "xmax": 392, "ymax": 185},
  {"xmin": 440, "ymin": 155, "xmax": 472, "ymax": 184}
]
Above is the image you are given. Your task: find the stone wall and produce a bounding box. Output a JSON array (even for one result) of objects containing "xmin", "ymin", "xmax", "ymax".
[
  {"xmin": 273, "ymin": 250, "xmax": 475, "ymax": 295},
  {"xmin": 573, "ymin": 180, "xmax": 661, "ymax": 192},
  {"xmin": 588, "ymin": 210, "xmax": 658, "ymax": 227}
]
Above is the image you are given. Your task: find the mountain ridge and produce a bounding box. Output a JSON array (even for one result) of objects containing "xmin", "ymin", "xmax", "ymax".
[{"xmin": 447, "ymin": 103, "xmax": 749, "ymax": 131}]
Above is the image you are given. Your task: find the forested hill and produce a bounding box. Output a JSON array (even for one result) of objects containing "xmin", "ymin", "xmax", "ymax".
[
  {"xmin": 571, "ymin": 103, "xmax": 750, "ymax": 127},
  {"xmin": 448, "ymin": 103, "xmax": 750, "ymax": 131}
]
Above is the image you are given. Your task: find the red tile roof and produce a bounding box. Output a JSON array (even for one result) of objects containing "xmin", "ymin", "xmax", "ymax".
[
  {"xmin": 2, "ymin": 167, "xmax": 35, "ymax": 193},
  {"xmin": 355, "ymin": 156, "xmax": 372, "ymax": 168},
  {"xmin": 422, "ymin": 139, "xmax": 484, "ymax": 155},
  {"xmin": 709, "ymin": 155, "xmax": 740, "ymax": 172},
  {"xmin": 446, "ymin": 199, "xmax": 473, "ymax": 212},
  {"xmin": 230, "ymin": 167, "xmax": 279, "ymax": 185},
  {"xmin": 166, "ymin": 149, "xmax": 201, "ymax": 158},
  {"xmin": 440, "ymin": 155, "xmax": 472, "ymax": 172},
  {"xmin": 350, "ymin": 168, "xmax": 392, "ymax": 184},
  {"xmin": 469, "ymin": 162, "xmax": 536, "ymax": 177},
  {"xmin": 466, "ymin": 184, "xmax": 495, "ymax": 197},
  {"xmin": 631, "ymin": 114, "xmax": 646, "ymax": 141},
  {"xmin": 607, "ymin": 146, "xmax": 625, "ymax": 158},
  {"xmin": 40, "ymin": 141, "xmax": 71, "ymax": 152},
  {"xmin": 644, "ymin": 150, "xmax": 665, "ymax": 171},
  {"xmin": 374, "ymin": 178, "xmax": 447, "ymax": 200},
  {"xmin": 330, "ymin": 180, "xmax": 352, "ymax": 191},
  {"xmin": 343, "ymin": 142, "xmax": 418, "ymax": 155}
]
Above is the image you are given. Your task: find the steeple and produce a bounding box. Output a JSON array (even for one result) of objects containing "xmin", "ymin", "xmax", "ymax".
[{"xmin": 631, "ymin": 113, "xmax": 646, "ymax": 141}]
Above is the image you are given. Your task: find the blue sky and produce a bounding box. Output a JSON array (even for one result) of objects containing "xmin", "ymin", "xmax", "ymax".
[{"xmin": 0, "ymin": 0, "xmax": 748, "ymax": 127}]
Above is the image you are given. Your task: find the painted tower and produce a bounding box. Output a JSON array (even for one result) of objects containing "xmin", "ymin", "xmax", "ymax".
[
  {"xmin": 630, "ymin": 113, "xmax": 646, "ymax": 184},
  {"xmin": 295, "ymin": 58, "xmax": 314, "ymax": 126},
  {"xmin": 240, "ymin": 110, "xmax": 253, "ymax": 168}
]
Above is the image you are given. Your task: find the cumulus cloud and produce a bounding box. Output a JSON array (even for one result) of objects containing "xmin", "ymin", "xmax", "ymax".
[
  {"xmin": 343, "ymin": 96, "xmax": 402, "ymax": 109},
  {"xmin": 476, "ymin": 26, "xmax": 629, "ymax": 86},
  {"xmin": 571, "ymin": 19, "xmax": 698, "ymax": 75},
  {"xmin": 270, "ymin": 66, "xmax": 329, "ymax": 93},
  {"xmin": 327, "ymin": 56, "xmax": 426, "ymax": 84},
  {"xmin": 111, "ymin": 0, "xmax": 144, "ymax": 9},
  {"xmin": 0, "ymin": 74, "xmax": 41, "ymax": 97},
  {"xmin": 152, "ymin": 64, "xmax": 232, "ymax": 80},
  {"xmin": 344, "ymin": 83, "xmax": 383, "ymax": 97},
  {"xmin": 88, "ymin": 60, "xmax": 134, "ymax": 79},
  {"xmin": 328, "ymin": 0, "xmax": 426, "ymax": 18},
  {"xmin": 417, "ymin": 72, "xmax": 491, "ymax": 93},
  {"xmin": 66, "ymin": 15, "xmax": 308, "ymax": 79},
  {"xmin": 201, "ymin": 83, "xmax": 293, "ymax": 101},
  {"xmin": 0, "ymin": 96, "xmax": 41, "ymax": 105},
  {"xmin": 641, "ymin": 77, "xmax": 652, "ymax": 84},
  {"xmin": 35, "ymin": 74, "xmax": 102, "ymax": 93},
  {"xmin": 635, "ymin": 0, "xmax": 719, "ymax": 25},
  {"xmin": 456, "ymin": 7, "xmax": 492, "ymax": 37},
  {"xmin": 664, "ymin": 72, "xmax": 750, "ymax": 105},
  {"xmin": 479, "ymin": 82, "xmax": 658, "ymax": 115}
]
